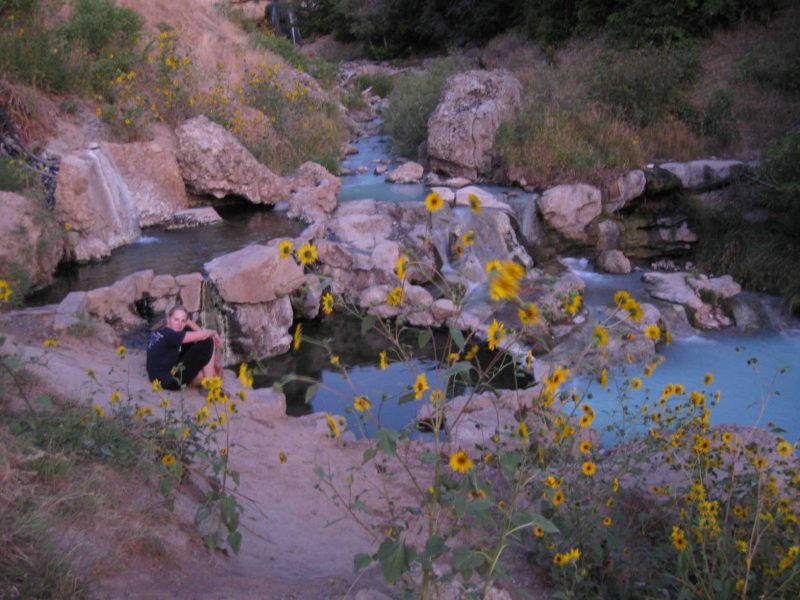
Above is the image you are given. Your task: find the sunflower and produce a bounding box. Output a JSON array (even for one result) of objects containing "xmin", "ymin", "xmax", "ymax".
[
  {"xmin": 564, "ymin": 294, "xmax": 582, "ymax": 316},
  {"xmin": 449, "ymin": 449, "xmax": 474, "ymax": 473},
  {"xmin": 518, "ymin": 302, "xmax": 541, "ymax": 326},
  {"xmin": 534, "ymin": 526, "xmax": 544, "ymax": 538},
  {"xmin": 484, "ymin": 260, "xmax": 502, "ymax": 275},
  {"xmin": 518, "ymin": 422, "xmax": 529, "ymax": 439},
  {"xmin": 297, "ymin": 243, "xmax": 318, "ymax": 265},
  {"xmin": 599, "ymin": 367, "xmax": 608, "ymax": 387},
  {"xmin": 110, "ymin": 390, "xmax": 121, "ymax": 403},
  {"xmin": 94, "ymin": 404, "xmax": 105, "ymax": 418},
  {"xmin": 354, "ymin": 395, "xmax": 371, "ymax": 413},
  {"xmin": 395, "ymin": 255, "xmax": 408, "ymax": 280},
  {"xmin": 161, "ymin": 454, "xmax": 176, "ymax": 466},
  {"xmin": 579, "ymin": 414, "xmax": 594, "ymax": 428},
  {"xmin": 425, "ymin": 191, "xmax": 443, "ymax": 212},
  {"xmin": 671, "ymin": 526, "xmax": 687, "ymax": 552},
  {"xmin": 487, "ymin": 319, "xmax": 506, "ymax": 351},
  {"xmin": 279, "ymin": 240, "xmax": 293, "ymax": 259},
  {"xmin": 386, "ymin": 286, "xmax": 403, "ymax": 306},
  {"xmin": 293, "ymin": 323, "xmax": 302, "ymax": 351},
  {"xmin": 279, "ymin": 451, "xmax": 287, "ymax": 464},
  {"xmin": 552, "ymin": 490, "xmax": 565, "ymax": 506},
  {"xmin": 468, "ymin": 193, "xmax": 481, "ymax": 213},
  {"xmin": 430, "ymin": 389, "xmax": 444, "ymax": 406},
  {"xmin": 603, "ymin": 517, "xmax": 612, "ymax": 526},
  {"xmin": 614, "ymin": 290, "xmax": 631, "ymax": 306},
  {"xmin": 703, "ymin": 372, "xmax": 714, "ymax": 385},
  {"xmin": 579, "ymin": 440, "xmax": 592, "ymax": 454},
  {"xmin": 325, "ymin": 414, "xmax": 340, "ymax": 438},
  {"xmin": 238, "ymin": 362, "xmax": 253, "ymax": 388},
  {"xmin": 630, "ymin": 377, "xmax": 643, "ymax": 390},
  {"xmin": 379, "ymin": 350, "xmax": 388, "ymax": 370},
  {"xmin": 461, "ymin": 230, "xmax": 475, "ymax": 246},
  {"xmin": 582, "ymin": 461, "xmax": 596, "ymax": 476},
  {"xmin": 644, "ymin": 324, "xmax": 661, "ymax": 341},
  {"xmin": 777, "ymin": 440, "xmax": 794, "ymax": 457},
  {"xmin": 593, "ymin": 325, "xmax": 608, "ymax": 347},
  {"xmin": 414, "ymin": 373, "xmax": 429, "ymax": 399},
  {"xmin": 321, "ymin": 291, "xmax": 334, "ymax": 315}
]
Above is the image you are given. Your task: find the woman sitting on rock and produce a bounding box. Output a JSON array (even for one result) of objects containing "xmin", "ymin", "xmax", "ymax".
[{"xmin": 146, "ymin": 304, "xmax": 222, "ymax": 390}]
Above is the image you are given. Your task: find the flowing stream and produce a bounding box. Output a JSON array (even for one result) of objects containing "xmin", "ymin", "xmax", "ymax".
[{"xmin": 30, "ymin": 133, "xmax": 800, "ymax": 443}]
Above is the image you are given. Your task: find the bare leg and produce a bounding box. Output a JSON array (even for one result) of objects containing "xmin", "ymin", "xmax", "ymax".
[{"xmin": 190, "ymin": 348, "xmax": 218, "ymax": 387}]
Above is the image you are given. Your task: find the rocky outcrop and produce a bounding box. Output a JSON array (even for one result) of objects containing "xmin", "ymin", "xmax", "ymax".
[
  {"xmin": 642, "ymin": 272, "xmax": 741, "ymax": 330},
  {"xmin": 427, "ymin": 69, "xmax": 522, "ymax": 180},
  {"xmin": 537, "ymin": 183, "xmax": 602, "ymax": 241},
  {"xmin": 604, "ymin": 170, "xmax": 645, "ymax": 214},
  {"xmin": 55, "ymin": 145, "xmax": 141, "ymax": 261},
  {"xmin": 287, "ymin": 161, "xmax": 340, "ymax": 223},
  {"xmin": 0, "ymin": 191, "xmax": 64, "ymax": 293},
  {"xmin": 385, "ymin": 161, "xmax": 424, "ymax": 184},
  {"xmin": 166, "ymin": 207, "xmax": 222, "ymax": 230},
  {"xmin": 204, "ymin": 243, "xmax": 305, "ymax": 304},
  {"xmin": 176, "ymin": 115, "xmax": 289, "ymax": 205},
  {"xmin": 103, "ymin": 140, "xmax": 188, "ymax": 227},
  {"xmin": 659, "ymin": 160, "xmax": 746, "ymax": 191}
]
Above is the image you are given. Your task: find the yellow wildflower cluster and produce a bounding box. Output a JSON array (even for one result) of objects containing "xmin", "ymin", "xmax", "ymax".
[
  {"xmin": 552, "ymin": 547, "xmax": 580, "ymax": 566},
  {"xmin": 488, "ymin": 261, "xmax": 524, "ymax": 301}
]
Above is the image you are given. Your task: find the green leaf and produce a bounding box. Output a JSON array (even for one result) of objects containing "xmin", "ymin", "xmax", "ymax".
[
  {"xmin": 230, "ymin": 470, "xmax": 240, "ymax": 487},
  {"xmin": 420, "ymin": 451, "xmax": 438, "ymax": 464},
  {"xmin": 194, "ymin": 503, "xmax": 211, "ymax": 526},
  {"xmin": 361, "ymin": 315, "xmax": 377, "ymax": 335},
  {"xmin": 449, "ymin": 326, "xmax": 465, "ymax": 350},
  {"xmin": 354, "ymin": 553, "xmax": 373, "ymax": 572},
  {"xmin": 451, "ymin": 547, "xmax": 485, "ymax": 579},
  {"xmin": 35, "ymin": 395, "xmax": 53, "ymax": 410},
  {"xmin": 362, "ymin": 447, "xmax": 377, "ymax": 464},
  {"xmin": 227, "ymin": 530, "xmax": 242, "ymax": 555},
  {"xmin": 499, "ymin": 451, "xmax": 522, "ymax": 479},
  {"xmin": 375, "ymin": 429, "xmax": 398, "ymax": 456},
  {"xmin": 398, "ymin": 391, "xmax": 417, "ymax": 405},
  {"xmin": 445, "ymin": 361, "xmax": 472, "ymax": 379},
  {"xmin": 221, "ymin": 495, "xmax": 239, "ymax": 530},
  {"xmin": 512, "ymin": 512, "xmax": 559, "ymax": 535},
  {"xmin": 377, "ymin": 538, "xmax": 416, "ymax": 584},
  {"xmin": 417, "ymin": 329, "xmax": 432, "ymax": 349},
  {"xmin": 424, "ymin": 535, "xmax": 448, "ymax": 560},
  {"xmin": 304, "ymin": 384, "xmax": 318, "ymax": 404},
  {"xmin": 313, "ymin": 465, "xmax": 326, "ymax": 479}
]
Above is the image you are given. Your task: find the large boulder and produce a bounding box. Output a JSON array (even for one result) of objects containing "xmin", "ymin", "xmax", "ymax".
[
  {"xmin": 597, "ymin": 250, "xmax": 631, "ymax": 274},
  {"xmin": 229, "ymin": 296, "xmax": 295, "ymax": 358},
  {"xmin": 0, "ymin": 191, "xmax": 63, "ymax": 293},
  {"xmin": 385, "ymin": 161, "xmax": 424, "ymax": 184},
  {"xmin": 287, "ymin": 161, "xmax": 340, "ymax": 223},
  {"xmin": 427, "ymin": 69, "xmax": 522, "ymax": 180},
  {"xmin": 103, "ymin": 140, "xmax": 187, "ymax": 227},
  {"xmin": 204, "ymin": 243, "xmax": 305, "ymax": 304},
  {"xmin": 538, "ymin": 183, "xmax": 602, "ymax": 241},
  {"xmin": 175, "ymin": 115, "xmax": 289, "ymax": 204},
  {"xmin": 55, "ymin": 145, "xmax": 141, "ymax": 261},
  {"xmin": 642, "ymin": 272, "xmax": 741, "ymax": 330}
]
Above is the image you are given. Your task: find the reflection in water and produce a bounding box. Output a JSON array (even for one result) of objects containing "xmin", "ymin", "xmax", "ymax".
[
  {"xmin": 28, "ymin": 203, "xmax": 305, "ymax": 306},
  {"xmin": 251, "ymin": 314, "xmax": 532, "ymax": 437}
]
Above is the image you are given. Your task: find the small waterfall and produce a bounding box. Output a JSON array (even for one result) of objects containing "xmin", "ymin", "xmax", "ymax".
[{"xmin": 86, "ymin": 144, "xmax": 140, "ymax": 249}]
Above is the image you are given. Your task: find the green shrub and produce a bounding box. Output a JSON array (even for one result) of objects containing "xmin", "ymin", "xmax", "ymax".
[
  {"xmin": 0, "ymin": 14, "xmax": 75, "ymax": 92},
  {"xmin": 60, "ymin": 0, "xmax": 143, "ymax": 56},
  {"xmin": 354, "ymin": 72, "xmax": 394, "ymax": 97},
  {"xmin": 383, "ymin": 57, "xmax": 468, "ymax": 157},
  {"xmin": 589, "ymin": 45, "xmax": 699, "ymax": 127},
  {"xmin": 760, "ymin": 130, "xmax": 800, "ymax": 196},
  {"xmin": 0, "ymin": 157, "xmax": 39, "ymax": 193}
]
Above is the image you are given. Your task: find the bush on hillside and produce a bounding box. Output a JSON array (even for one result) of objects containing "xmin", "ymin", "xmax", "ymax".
[
  {"xmin": 521, "ymin": 0, "xmax": 784, "ymax": 47},
  {"xmin": 589, "ymin": 45, "xmax": 699, "ymax": 127}
]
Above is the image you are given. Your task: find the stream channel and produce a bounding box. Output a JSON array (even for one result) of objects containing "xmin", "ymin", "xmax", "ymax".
[{"xmin": 28, "ymin": 132, "xmax": 800, "ymax": 444}]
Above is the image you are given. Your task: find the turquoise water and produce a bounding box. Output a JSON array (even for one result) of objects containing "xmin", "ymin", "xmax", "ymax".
[{"xmin": 586, "ymin": 329, "xmax": 800, "ymax": 445}]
